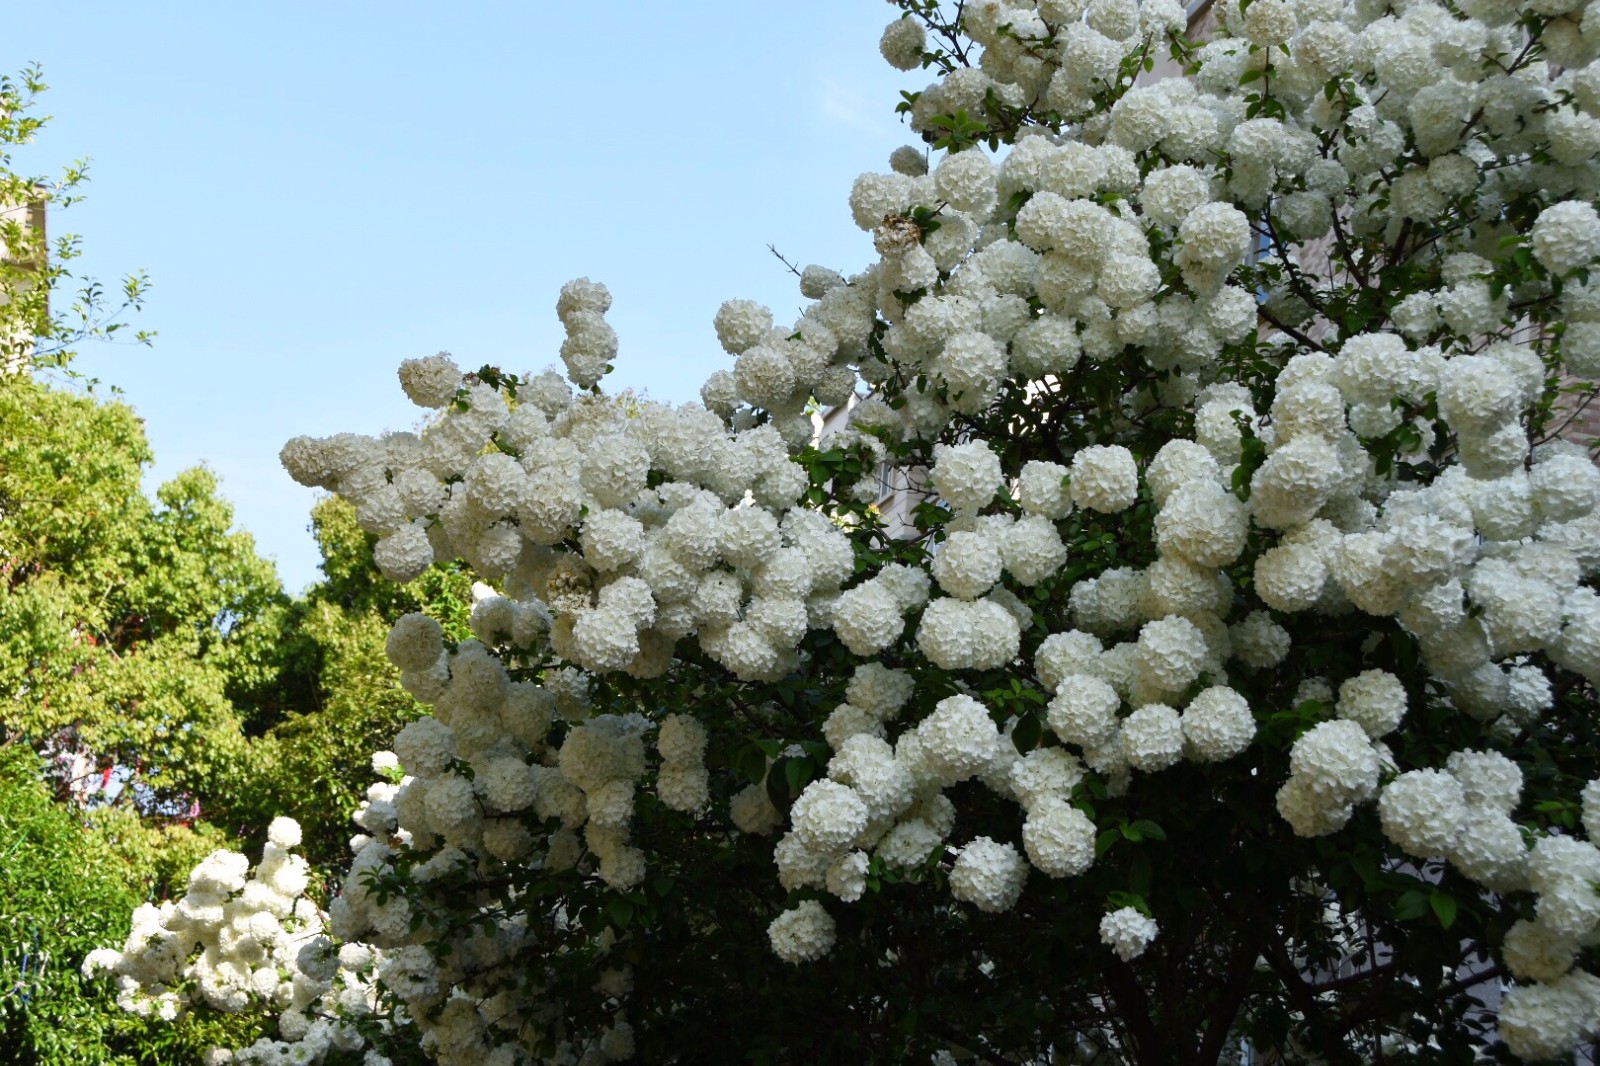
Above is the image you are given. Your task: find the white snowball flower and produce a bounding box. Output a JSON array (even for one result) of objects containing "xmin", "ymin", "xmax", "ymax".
[
  {"xmin": 1181, "ymin": 687, "xmax": 1255, "ymax": 761},
  {"xmin": 1378, "ymin": 770, "xmax": 1468, "ymax": 859},
  {"xmin": 1121, "ymin": 704, "xmax": 1184, "ymax": 772},
  {"xmin": 397, "ymin": 353, "xmax": 462, "ymax": 408},
  {"xmin": 768, "ymin": 900, "xmax": 837, "ymax": 964},
  {"xmin": 917, "ymin": 597, "xmax": 1021, "ymax": 671},
  {"xmin": 931, "ymin": 441, "xmax": 1004, "ymax": 513},
  {"xmin": 1336, "ymin": 670, "xmax": 1407, "ymax": 739},
  {"xmin": 1048, "ymin": 674, "xmax": 1122, "ymax": 750},
  {"xmin": 789, "ymin": 780, "xmax": 869, "ymax": 854},
  {"xmin": 1017, "ymin": 460, "xmax": 1074, "ymax": 519},
  {"xmin": 1023, "ymin": 796, "xmax": 1097, "ymax": 877},
  {"xmin": 266, "ymin": 817, "xmax": 302, "ymax": 850},
  {"xmin": 1100, "ymin": 906, "xmax": 1158, "ymax": 961},
  {"xmin": 931, "ymin": 531, "xmax": 1004, "ymax": 600},
  {"xmin": 1499, "ymin": 970, "xmax": 1600, "ymax": 1063},
  {"xmin": 1146, "ymin": 440, "xmax": 1219, "ymax": 507},
  {"xmin": 1135, "ymin": 616, "xmax": 1210, "ymax": 696},
  {"xmin": 916, "ymin": 694, "xmax": 1002, "ymax": 786},
  {"xmin": 949, "ymin": 837, "xmax": 1029, "ymax": 913},
  {"xmin": 832, "ymin": 580, "xmax": 906, "ymax": 656},
  {"xmin": 880, "ymin": 17, "xmax": 927, "ymax": 71},
  {"xmin": 1531, "ymin": 201, "xmax": 1600, "ymax": 275},
  {"xmin": 1000, "ymin": 516, "xmax": 1068, "ymax": 586},
  {"xmin": 1071, "ymin": 445, "xmax": 1138, "ymax": 513}
]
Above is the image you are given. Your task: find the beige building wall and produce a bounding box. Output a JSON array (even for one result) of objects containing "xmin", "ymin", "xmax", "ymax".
[{"xmin": 0, "ymin": 195, "xmax": 46, "ymax": 375}]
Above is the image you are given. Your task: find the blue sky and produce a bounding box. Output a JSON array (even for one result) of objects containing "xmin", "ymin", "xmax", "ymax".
[{"xmin": 14, "ymin": 3, "xmax": 923, "ymax": 592}]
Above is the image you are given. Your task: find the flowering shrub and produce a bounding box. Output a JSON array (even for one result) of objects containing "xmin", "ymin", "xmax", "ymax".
[{"xmin": 98, "ymin": 0, "xmax": 1600, "ymax": 1061}]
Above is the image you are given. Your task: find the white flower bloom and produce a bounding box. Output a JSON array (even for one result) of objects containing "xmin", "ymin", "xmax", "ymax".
[
  {"xmin": 1099, "ymin": 906, "xmax": 1158, "ymax": 961},
  {"xmin": 1182, "ymin": 687, "xmax": 1255, "ymax": 762},
  {"xmin": 879, "ymin": 17, "xmax": 927, "ymax": 71},
  {"xmin": 768, "ymin": 900, "xmax": 837, "ymax": 964},
  {"xmin": 1070, "ymin": 445, "xmax": 1138, "ymax": 514},
  {"xmin": 931, "ymin": 441, "xmax": 1003, "ymax": 513},
  {"xmin": 1336, "ymin": 670, "xmax": 1407, "ymax": 739},
  {"xmin": 949, "ymin": 837, "xmax": 1028, "ymax": 913},
  {"xmin": 917, "ymin": 597, "xmax": 1021, "ymax": 671},
  {"xmin": 1023, "ymin": 796, "xmax": 1097, "ymax": 878},
  {"xmin": 1531, "ymin": 201, "xmax": 1600, "ymax": 275},
  {"xmin": 397, "ymin": 353, "xmax": 462, "ymax": 409},
  {"xmin": 1379, "ymin": 770, "xmax": 1468, "ymax": 859},
  {"xmin": 1121, "ymin": 704, "xmax": 1184, "ymax": 772}
]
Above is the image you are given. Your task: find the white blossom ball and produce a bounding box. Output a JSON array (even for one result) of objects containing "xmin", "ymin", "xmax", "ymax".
[
  {"xmin": 1499, "ymin": 970, "xmax": 1600, "ymax": 1063},
  {"xmin": 1335, "ymin": 670, "xmax": 1407, "ymax": 739},
  {"xmin": 789, "ymin": 779, "xmax": 869, "ymax": 854},
  {"xmin": 1532, "ymin": 200, "xmax": 1600, "ymax": 275},
  {"xmin": 1036, "ymin": 631, "xmax": 1105, "ymax": 694},
  {"xmin": 932, "ymin": 531, "xmax": 1004, "ymax": 600},
  {"xmin": 1378, "ymin": 770, "xmax": 1468, "ymax": 859},
  {"xmin": 1141, "ymin": 165, "xmax": 1212, "ymax": 229},
  {"xmin": 1122, "ymin": 704, "xmax": 1184, "ymax": 772},
  {"xmin": 713, "ymin": 299, "xmax": 773, "ymax": 355},
  {"xmin": 1048, "ymin": 674, "xmax": 1122, "ymax": 751},
  {"xmin": 1502, "ymin": 919, "xmax": 1577, "ymax": 984},
  {"xmin": 1023, "ymin": 796, "xmax": 1097, "ymax": 877},
  {"xmin": 831, "ymin": 580, "xmax": 906, "ymax": 657},
  {"xmin": 1289, "ymin": 719, "xmax": 1383, "ymax": 807},
  {"xmin": 1531, "ymin": 453, "xmax": 1600, "ymax": 523},
  {"xmin": 1156, "ymin": 482, "xmax": 1248, "ymax": 567},
  {"xmin": 580, "ymin": 509, "xmax": 645, "ymax": 573},
  {"xmin": 397, "ymin": 353, "xmax": 462, "ymax": 409},
  {"xmin": 1230, "ymin": 610, "xmax": 1291, "ymax": 669},
  {"xmin": 1443, "ymin": 753, "xmax": 1523, "ymax": 820},
  {"xmin": 1135, "ymin": 615, "xmax": 1210, "ymax": 695},
  {"xmin": 1018, "ymin": 460, "xmax": 1073, "ymax": 520},
  {"xmin": 267, "ymin": 817, "xmax": 302, "ymax": 850},
  {"xmin": 917, "ymin": 694, "xmax": 1002, "ymax": 786},
  {"xmin": 1100, "ymin": 906, "xmax": 1158, "ymax": 961},
  {"xmin": 880, "ymin": 16, "xmax": 927, "ymax": 71},
  {"xmin": 373, "ymin": 523, "xmax": 434, "ymax": 583},
  {"xmin": 1000, "ymin": 516, "xmax": 1069, "ymax": 586},
  {"xmin": 846, "ymin": 663, "xmax": 916, "ymax": 721},
  {"xmin": 1253, "ymin": 540, "xmax": 1327, "ymax": 612},
  {"xmin": 1182, "ymin": 687, "xmax": 1255, "ymax": 761},
  {"xmin": 935, "ymin": 150, "xmax": 998, "ymax": 216},
  {"xmin": 949, "ymin": 836, "xmax": 1029, "ymax": 913},
  {"xmin": 917, "ymin": 597, "xmax": 1022, "ymax": 671},
  {"xmin": 768, "ymin": 900, "xmax": 837, "ymax": 964},
  {"xmin": 931, "ymin": 441, "xmax": 1003, "ymax": 513},
  {"xmin": 1146, "ymin": 440, "xmax": 1220, "ymax": 507},
  {"xmin": 1071, "ymin": 445, "xmax": 1138, "ymax": 514},
  {"xmin": 386, "ymin": 612, "xmax": 445, "ymax": 673},
  {"xmin": 1437, "ymin": 355, "xmax": 1522, "ymax": 433}
]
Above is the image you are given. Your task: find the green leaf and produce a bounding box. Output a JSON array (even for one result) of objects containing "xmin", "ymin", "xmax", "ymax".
[
  {"xmin": 1129, "ymin": 819, "xmax": 1167, "ymax": 843},
  {"xmin": 1393, "ymin": 889, "xmax": 1429, "ymax": 922},
  {"xmin": 605, "ymin": 897, "xmax": 635, "ymax": 928},
  {"xmin": 736, "ymin": 744, "xmax": 769, "ymax": 787},
  {"xmin": 1430, "ymin": 893, "xmax": 1458, "ymax": 930},
  {"xmin": 785, "ymin": 757, "xmax": 815, "ymax": 797}
]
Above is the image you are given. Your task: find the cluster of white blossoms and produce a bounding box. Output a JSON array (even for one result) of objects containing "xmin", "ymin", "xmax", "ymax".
[
  {"xmin": 107, "ymin": 0, "xmax": 1600, "ymax": 1059},
  {"xmin": 84, "ymin": 820, "xmax": 382, "ymax": 1066}
]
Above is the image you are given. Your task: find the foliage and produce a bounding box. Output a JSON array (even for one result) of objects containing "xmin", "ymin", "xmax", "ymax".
[
  {"xmin": 0, "ymin": 64, "xmax": 153, "ymax": 377},
  {"xmin": 0, "ymin": 743, "xmax": 254, "ymax": 1064}
]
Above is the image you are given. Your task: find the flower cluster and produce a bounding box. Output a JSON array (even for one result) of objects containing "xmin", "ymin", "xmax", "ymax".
[
  {"xmin": 84, "ymin": 820, "xmax": 380, "ymax": 1065},
  {"xmin": 105, "ymin": 0, "xmax": 1600, "ymax": 1059}
]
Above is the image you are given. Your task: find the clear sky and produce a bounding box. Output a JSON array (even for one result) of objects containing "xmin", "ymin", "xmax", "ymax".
[{"xmin": 12, "ymin": 2, "xmax": 923, "ymax": 592}]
